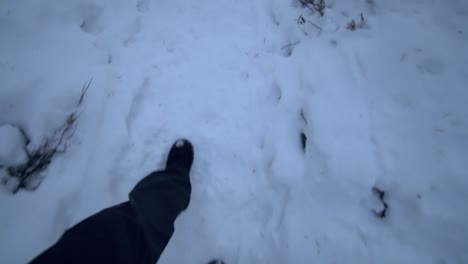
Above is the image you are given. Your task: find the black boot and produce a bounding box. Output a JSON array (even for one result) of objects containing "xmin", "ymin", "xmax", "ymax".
[{"xmin": 166, "ymin": 139, "xmax": 194, "ymax": 173}]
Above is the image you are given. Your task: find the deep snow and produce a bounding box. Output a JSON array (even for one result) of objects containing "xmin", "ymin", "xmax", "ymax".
[{"xmin": 1, "ymin": 0, "xmax": 467, "ymax": 263}]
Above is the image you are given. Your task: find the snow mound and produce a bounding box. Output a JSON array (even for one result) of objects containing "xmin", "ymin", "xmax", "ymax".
[{"xmin": 0, "ymin": 124, "xmax": 28, "ymax": 167}]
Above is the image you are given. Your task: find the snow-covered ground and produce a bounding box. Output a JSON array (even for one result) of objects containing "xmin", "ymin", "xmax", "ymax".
[{"xmin": 1, "ymin": 0, "xmax": 467, "ymax": 263}]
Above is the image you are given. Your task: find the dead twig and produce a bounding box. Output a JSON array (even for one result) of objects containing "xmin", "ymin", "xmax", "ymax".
[
  {"xmin": 305, "ymin": 19, "xmax": 322, "ymax": 32},
  {"xmin": 299, "ymin": 0, "xmax": 326, "ymax": 16},
  {"xmin": 9, "ymin": 111, "xmax": 79, "ymax": 193},
  {"xmin": 281, "ymin": 41, "xmax": 301, "ymax": 50},
  {"xmin": 300, "ymin": 109, "xmax": 308, "ymax": 126},
  {"xmin": 78, "ymin": 78, "xmax": 93, "ymax": 106},
  {"xmin": 297, "ymin": 15, "xmax": 323, "ymax": 35}
]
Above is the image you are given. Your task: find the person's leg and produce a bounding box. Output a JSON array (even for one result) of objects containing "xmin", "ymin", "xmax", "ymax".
[
  {"xmin": 30, "ymin": 202, "xmax": 152, "ymax": 264},
  {"xmin": 30, "ymin": 139, "xmax": 194, "ymax": 264},
  {"xmin": 128, "ymin": 167, "xmax": 192, "ymax": 263}
]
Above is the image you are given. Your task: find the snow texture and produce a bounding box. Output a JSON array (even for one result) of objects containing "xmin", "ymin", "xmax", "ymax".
[
  {"xmin": 0, "ymin": 124, "xmax": 28, "ymax": 167},
  {"xmin": 1, "ymin": 0, "xmax": 468, "ymax": 263}
]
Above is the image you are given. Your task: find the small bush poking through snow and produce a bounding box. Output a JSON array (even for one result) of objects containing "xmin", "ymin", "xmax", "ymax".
[
  {"xmin": 299, "ymin": 0, "xmax": 326, "ymax": 16},
  {"xmin": 1, "ymin": 79, "xmax": 92, "ymax": 194}
]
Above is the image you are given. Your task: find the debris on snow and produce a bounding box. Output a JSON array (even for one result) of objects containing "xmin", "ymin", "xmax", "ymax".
[
  {"xmin": 372, "ymin": 186, "xmax": 389, "ymax": 218},
  {"xmin": 347, "ymin": 13, "xmax": 366, "ymax": 31},
  {"xmin": 299, "ymin": 0, "xmax": 326, "ymax": 16},
  {"xmin": 2, "ymin": 80, "xmax": 92, "ymax": 194},
  {"xmin": 300, "ymin": 131, "xmax": 307, "ymax": 152}
]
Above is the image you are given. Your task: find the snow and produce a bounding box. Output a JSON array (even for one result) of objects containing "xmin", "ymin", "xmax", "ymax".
[
  {"xmin": 0, "ymin": 124, "xmax": 28, "ymax": 167},
  {"xmin": 175, "ymin": 139, "xmax": 186, "ymax": 148},
  {"xmin": 1, "ymin": 0, "xmax": 468, "ymax": 263}
]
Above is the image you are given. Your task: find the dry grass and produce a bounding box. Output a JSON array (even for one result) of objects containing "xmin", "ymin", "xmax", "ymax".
[{"xmin": 3, "ymin": 79, "xmax": 92, "ymax": 194}]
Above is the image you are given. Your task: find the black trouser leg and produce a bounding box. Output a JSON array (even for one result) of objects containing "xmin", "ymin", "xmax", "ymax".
[{"xmin": 30, "ymin": 168, "xmax": 191, "ymax": 264}]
